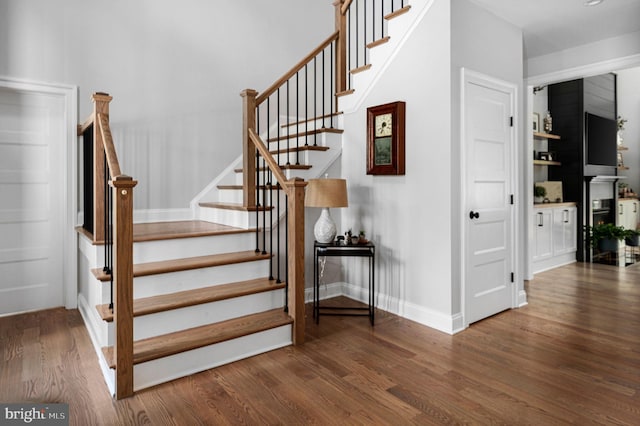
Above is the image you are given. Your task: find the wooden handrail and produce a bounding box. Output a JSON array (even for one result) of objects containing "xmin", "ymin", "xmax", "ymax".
[
  {"xmin": 78, "ymin": 93, "xmax": 136, "ymax": 398},
  {"xmin": 249, "ymin": 128, "xmax": 306, "ymax": 344},
  {"xmin": 97, "ymin": 113, "xmax": 122, "ymax": 177},
  {"xmin": 255, "ymin": 31, "xmax": 339, "ymax": 106},
  {"xmin": 77, "ymin": 113, "xmax": 94, "ymax": 136},
  {"xmin": 340, "ymin": 0, "xmax": 352, "ymax": 15},
  {"xmin": 248, "ymin": 128, "xmax": 290, "ymax": 194}
]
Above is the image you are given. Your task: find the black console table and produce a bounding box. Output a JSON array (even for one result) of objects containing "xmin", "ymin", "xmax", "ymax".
[{"xmin": 313, "ymin": 241, "xmax": 375, "ymax": 325}]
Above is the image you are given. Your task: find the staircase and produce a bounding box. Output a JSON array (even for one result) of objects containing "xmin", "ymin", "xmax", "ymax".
[{"xmin": 77, "ymin": 0, "xmax": 429, "ymax": 398}]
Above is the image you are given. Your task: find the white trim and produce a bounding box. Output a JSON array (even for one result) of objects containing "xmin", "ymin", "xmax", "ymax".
[
  {"xmin": 324, "ymin": 281, "xmax": 462, "ymax": 335},
  {"xmin": 0, "ymin": 76, "xmax": 78, "ymax": 310},
  {"xmin": 526, "ymin": 53, "xmax": 640, "ymax": 87},
  {"xmin": 460, "ymin": 68, "xmax": 520, "ymax": 329}
]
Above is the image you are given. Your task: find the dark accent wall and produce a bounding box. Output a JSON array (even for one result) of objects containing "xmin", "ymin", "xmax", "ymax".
[{"xmin": 547, "ymin": 74, "xmax": 617, "ymax": 262}]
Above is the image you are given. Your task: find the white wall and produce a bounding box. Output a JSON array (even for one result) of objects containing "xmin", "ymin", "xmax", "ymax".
[
  {"xmin": 617, "ymin": 67, "xmax": 640, "ymax": 194},
  {"xmin": 339, "ymin": 0, "xmax": 453, "ymax": 330},
  {"xmin": 451, "ymin": 0, "xmax": 524, "ymax": 318},
  {"xmin": 336, "ymin": 0, "xmax": 524, "ymax": 333},
  {"xmin": 0, "ymin": 0, "xmax": 332, "ymax": 209}
]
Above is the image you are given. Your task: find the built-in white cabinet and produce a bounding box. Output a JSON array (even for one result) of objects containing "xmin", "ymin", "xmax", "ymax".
[
  {"xmin": 617, "ymin": 199, "xmax": 639, "ymax": 231},
  {"xmin": 553, "ymin": 207, "xmax": 577, "ymax": 255},
  {"xmin": 533, "ymin": 204, "xmax": 577, "ymax": 273},
  {"xmin": 534, "ymin": 209, "xmax": 553, "ymax": 261}
]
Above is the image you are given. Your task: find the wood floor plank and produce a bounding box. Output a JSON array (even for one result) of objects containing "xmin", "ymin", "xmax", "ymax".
[{"xmin": 1, "ymin": 262, "xmax": 639, "ymax": 424}]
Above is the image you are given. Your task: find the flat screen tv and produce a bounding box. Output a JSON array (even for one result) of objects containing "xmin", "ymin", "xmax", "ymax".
[{"xmin": 585, "ymin": 112, "xmax": 617, "ymax": 176}]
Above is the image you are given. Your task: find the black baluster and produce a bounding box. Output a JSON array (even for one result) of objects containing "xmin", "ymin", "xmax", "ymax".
[
  {"xmin": 305, "ymin": 63, "xmax": 308, "ymax": 147},
  {"xmin": 286, "ymin": 79, "xmax": 291, "ymax": 165},
  {"xmin": 295, "ymin": 71, "xmax": 300, "ymax": 165}
]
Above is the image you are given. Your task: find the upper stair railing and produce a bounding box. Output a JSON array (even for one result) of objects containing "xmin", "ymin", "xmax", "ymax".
[
  {"xmin": 240, "ymin": 0, "xmax": 410, "ymax": 345},
  {"xmin": 78, "ymin": 93, "xmax": 136, "ymax": 399}
]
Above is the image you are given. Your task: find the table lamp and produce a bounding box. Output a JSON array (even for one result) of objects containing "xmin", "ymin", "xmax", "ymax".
[{"xmin": 305, "ymin": 178, "xmax": 348, "ymax": 243}]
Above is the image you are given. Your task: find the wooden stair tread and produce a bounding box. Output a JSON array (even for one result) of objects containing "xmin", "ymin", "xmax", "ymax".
[
  {"xmin": 133, "ymin": 220, "xmax": 251, "ymax": 242},
  {"xmin": 92, "ymin": 250, "xmax": 270, "ymax": 282},
  {"xmin": 385, "ymin": 5, "xmax": 411, "ymax": 20},
  {"xmin": 266, "ymin": 127, "xmax": 343, "ymax": 143},
  {"xmin": 198, "ymin": 202, "xmax": 273, "ymax": 212},
  {"xmin": 367, "ymin": 36, "xmax": 390, "ymax": 49},
  {"xmin": 280, "ymin": 112, "xmax": 343, "ymax": 128},
  {"xmin": 269, "ymin": 145, "xmax": 330, "ymax": 155},
  {"xmin": 336, "ymin": 89, "xmax": 355, "ymax": 97},
  {"xmin": 234, "ymin": 164, "xmax": 312, "ymax": 173},
  {"xmin": 97, "ymin": 277, "xmax": 285, "ymax": 322},
  {"xmin": 102, "ymin": 308, "xmax": 293, "ymax": 368},
  {"xmin": 217, "ymin": 184, "xmax": 285, "ymax": 190},
  {"xmin": 351, "ymin": 64, "xmax": 372, "ymax": 74}
]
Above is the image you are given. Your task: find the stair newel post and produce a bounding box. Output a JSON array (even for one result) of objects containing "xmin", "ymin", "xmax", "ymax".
[
  {"xmin": 334, "ymin": 0, "xmax": 347, "ymax": 97},
  {"xmin": 111, "ymin": 175, "xmax": 137, "ymax": 400},
  {"xmin": 92, "ymin": 92, "xmax": 113, "ymax": 243},
  {"xmin": 241, "ymin": 89, "xmax": 258, "ymax": 208},
  {"xmin": 285, "ymin": 178, "xmax": 307, "ymax": 345}
]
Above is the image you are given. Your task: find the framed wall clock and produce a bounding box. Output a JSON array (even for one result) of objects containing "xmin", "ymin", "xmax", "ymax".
[{"xmin": 366, "ymin": 101, "xmax": 406, "ymax": 175}]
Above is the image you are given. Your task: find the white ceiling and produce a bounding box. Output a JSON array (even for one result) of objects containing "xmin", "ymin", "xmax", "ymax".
[{"xmin": 468, "ymin": 0, "xmax": 640, "ymax": 58}]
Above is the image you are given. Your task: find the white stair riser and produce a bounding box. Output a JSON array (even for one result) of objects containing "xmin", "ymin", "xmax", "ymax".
[
  {"xmin": 104, "ymin": 289, "xmax": 285, "ymax": 343},
  {"xmin": 97, "ymin": 259, "xmax": 271, "ymax": 303},
  {"xmin": 133, "ymin": 232, "xmax": 254, "ymax": 264},
  {"xmin": 131, "ymin": 325, "xmax": 292, "ymax": 392},
  {"xmin": 197, "ymin": 206, "xmax": 274, "ymax": 229}
]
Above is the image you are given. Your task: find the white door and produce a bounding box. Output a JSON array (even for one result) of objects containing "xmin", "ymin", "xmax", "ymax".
[
  {"xmin": 0, "ymin": 87, "xmax": 65, "ymax": 314},
  {"xmin": 463, "ymin": 73, "xmax": 515, "ymax": 325}
]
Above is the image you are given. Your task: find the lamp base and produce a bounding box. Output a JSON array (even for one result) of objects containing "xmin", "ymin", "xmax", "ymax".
[{"xmin": 314, "ymin": 208, "xmax": 336, "ymax": 244}]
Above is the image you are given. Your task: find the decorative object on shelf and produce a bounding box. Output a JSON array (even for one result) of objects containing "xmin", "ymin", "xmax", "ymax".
[
  {"xmin": 537, "ymin": 152, "xmax": 554, "ymax": 161},
  {"xmin": 617, "ymin": 151, "xmax": 625, "ymax": 167},
  {"xmin": 543, "ymin": 110, "xmax": 553, "ymax": 133},
  {"xmin": 305, "ymin": 176, "xmax": 348, "ymax": 244},
  {"xmin": 532, "ymin": 112, "xmax": 540, "ymax": 132},
  {"xmin": 617, "ymin": 115, "xmax": 627, "ymax": 146},
  {"xmin": 618, "ymin": 182, "xmax": 629, "ymax": 197},
  {"xmin": 534, "ymin": 185, "xmax": 546, "ymax": 204},
  {"xmin": 344, "ymin": 229, "xmax": 358, "ymax": 245},
  {"xmin": 367, "ymin": 101, "xmax": 406, "ymax": 175},
  {"xmin": 358, "ymin": 230, "xmax": 368, "ymax": 244}
]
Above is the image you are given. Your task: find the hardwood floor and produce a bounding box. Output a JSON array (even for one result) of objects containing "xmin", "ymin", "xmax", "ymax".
[{"xmin": 1, "ymin": 262, "xmax": 638, "ymax": 425}]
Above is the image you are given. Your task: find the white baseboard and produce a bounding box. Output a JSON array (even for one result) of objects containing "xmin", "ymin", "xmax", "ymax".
[
  {"xmin": 331, "ymin": 281, "xmax": 460, "ymax": 335},
  {"xmin": 518, "ymin": 289, "xmax": 529, "ymax": 308}
]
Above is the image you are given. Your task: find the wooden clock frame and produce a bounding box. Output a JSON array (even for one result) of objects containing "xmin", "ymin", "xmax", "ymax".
[{"xmin": 366, "ymin": 101, "xmax": 406, "ymax": 175}]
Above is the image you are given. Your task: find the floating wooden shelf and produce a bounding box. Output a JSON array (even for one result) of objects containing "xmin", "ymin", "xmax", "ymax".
[
  {"xmin": 618, "ymin": 145, "xmax": 629, "ymax": 151},
  {"xmin": 534, "ymin": 159, "xmax": 561, "ymax": 166},
  {"xmin": 533, "ymin": 132, "xmax": 561, "ymax": 140},
  {"xmin": 618, "ymin": 166, "xmax": 629, "ymax": 170}
]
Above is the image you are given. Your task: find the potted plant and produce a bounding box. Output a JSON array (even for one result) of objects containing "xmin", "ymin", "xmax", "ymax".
[
  {"xmin": 585, "ymin": 223, "xmax": 627, "ymax": 252},
  {"xmin": 358, "ymin": 230, "xmax": 368, "ymax": 244},
  {"xmin": 625, "ymin": 228, "xmax": 640, "ymax": 247},
  {"xmin": 534, "ymin": 185, "xmax": 546, "ymax": 204}
]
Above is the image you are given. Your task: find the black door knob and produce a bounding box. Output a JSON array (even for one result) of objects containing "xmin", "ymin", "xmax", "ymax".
[{"xmin": 469, "ymin": 211, "xmax": 480, "ymax": 219}]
